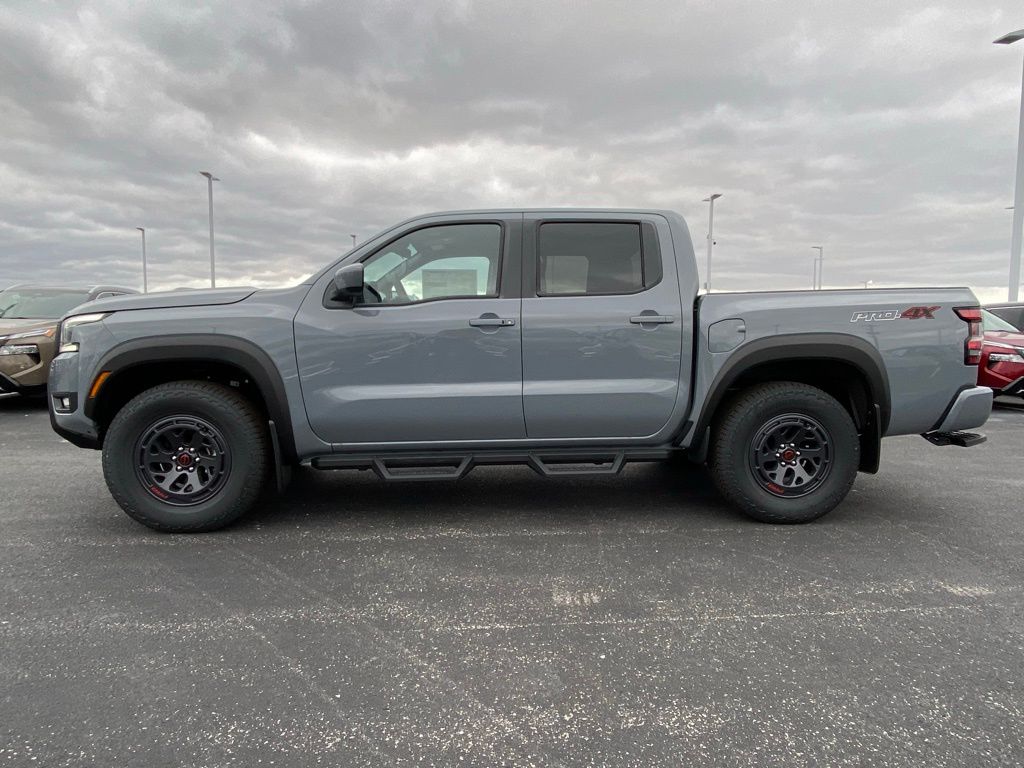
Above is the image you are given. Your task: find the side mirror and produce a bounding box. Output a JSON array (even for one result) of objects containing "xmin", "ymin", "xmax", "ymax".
[{"xmin": 332, "ymin": 263, "xmax": 365, "ymax": 302}]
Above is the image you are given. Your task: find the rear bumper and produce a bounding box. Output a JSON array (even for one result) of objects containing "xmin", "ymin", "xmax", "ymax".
[{"xmin": 934, "ymin": 386, "xmax": 993, "ymax": 433}]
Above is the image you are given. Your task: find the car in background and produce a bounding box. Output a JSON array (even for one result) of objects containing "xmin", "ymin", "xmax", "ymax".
[
  {"xmin": 987, "ymin": 302, "xmax": 1024, "ymax": 332},
  {"xmin": 0, "ymin": 285, "xmax": 137, "ymax": 397},
  {"xmin": 979, "ymin": 308, "xmax": 1024, "ymax": 398}
]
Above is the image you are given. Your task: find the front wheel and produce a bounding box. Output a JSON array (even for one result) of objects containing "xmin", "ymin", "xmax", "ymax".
[
  {"xmin": 708, "ymin": 382, "xmax": 859, "ymax": 524},
  {"xmin": 102, "ymin": 381, "xmax": 268, "ymax": 532}
]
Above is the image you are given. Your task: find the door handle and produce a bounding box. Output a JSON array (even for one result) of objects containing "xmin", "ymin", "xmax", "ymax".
[
  {"xmin": 629, "ymin": 314, "xmax": 674, "ymax": 324},
  {"xmin": 469, "ymin": 317, "xmax": 516, "ymax": 327}
]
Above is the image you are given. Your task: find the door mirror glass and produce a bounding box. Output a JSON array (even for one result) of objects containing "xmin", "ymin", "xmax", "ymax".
[{"xmin": 332, "ymin": 264, "xmax": 364, "ymax": 301}]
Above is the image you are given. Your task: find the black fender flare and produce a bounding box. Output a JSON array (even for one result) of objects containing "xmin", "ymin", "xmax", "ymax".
[
  {"xmin": 85, "ymin": 334, "xmax": 298, "ymax": 462},
  {"xmin": 685, "ymin": 333, "xmax": 891, "ymax": 469}
]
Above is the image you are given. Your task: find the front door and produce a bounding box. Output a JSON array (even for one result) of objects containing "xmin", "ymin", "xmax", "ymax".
[
  {"xmin": 295, "ymin": 217, "xmax": 525, "ymax": 446},
  {"xmin": 521, "ymin": 215, "xmax": 684, "ymax": 439}
]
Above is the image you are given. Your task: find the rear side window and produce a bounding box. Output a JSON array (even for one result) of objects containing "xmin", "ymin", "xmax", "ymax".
[{"xmin": 537, "ymin": 222, "xmax": 657, "ymax": 296}]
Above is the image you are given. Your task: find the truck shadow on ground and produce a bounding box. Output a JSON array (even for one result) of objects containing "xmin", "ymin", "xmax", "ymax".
[{"xmin": 240, "ymin": 459, "xmax": 747, "ymax": 530}]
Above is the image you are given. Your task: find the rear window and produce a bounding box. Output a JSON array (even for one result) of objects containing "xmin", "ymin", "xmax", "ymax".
[{"xmin": 537, "ymin": 222, "xmax": 658, "ymax": 296}]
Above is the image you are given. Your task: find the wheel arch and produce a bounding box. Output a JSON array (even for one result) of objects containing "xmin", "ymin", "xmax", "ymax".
[
  {"xmin": 686, "ymin": 334, "xmax": 890, "ymax": 473},
  {"xmin": 85, "ymin": 334, "xmax": 297, "ymax": 462}
]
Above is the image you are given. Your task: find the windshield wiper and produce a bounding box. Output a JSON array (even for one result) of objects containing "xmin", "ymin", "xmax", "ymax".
[{"xmin": 0, "ymin": 303, "xmax": 17, "ymax": 319}]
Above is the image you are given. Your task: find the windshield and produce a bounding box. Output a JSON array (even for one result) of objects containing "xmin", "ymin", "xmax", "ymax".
[
  {"xmin": 0, "ymin": 288, "xmax": 91, "ymax": 319},
  {"xmin": 982, "ymin": 309, "xmax": 1020, "ymax": 334}
]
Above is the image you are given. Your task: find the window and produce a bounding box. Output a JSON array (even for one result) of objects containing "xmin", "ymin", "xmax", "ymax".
[
  {"xmin": 360, "ymin": 223, "xmax": 502, "ymax": 304},
  {"xmin": 982, "ymin": 309, "xmax": 1020, "ymax": 333},
  {"xmin": 538, "ymin": 222, "xmax": 653, "ymax": 296},
  {"xmin": 0, "ymin": 288, "xmax": 91, "ymax": 319}
]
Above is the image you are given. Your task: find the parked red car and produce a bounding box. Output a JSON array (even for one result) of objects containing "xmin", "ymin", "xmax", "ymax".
[{"xmin": 979, "ymin": 309, "xmax": 1024, "ymax": 397}]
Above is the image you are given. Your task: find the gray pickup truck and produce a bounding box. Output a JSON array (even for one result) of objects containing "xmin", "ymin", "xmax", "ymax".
[{"xmin": 48, "ymin": 209, "xmax": 992, "ymax": 532}]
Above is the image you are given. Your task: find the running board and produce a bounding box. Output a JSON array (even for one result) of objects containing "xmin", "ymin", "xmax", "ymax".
[
  {"xmin": 308, "ymin": 447, "xmax": 673, "ymax": 481},
  {"xmin": 921, "ymin": 430, "xmax": 987, "ymax": 448}
]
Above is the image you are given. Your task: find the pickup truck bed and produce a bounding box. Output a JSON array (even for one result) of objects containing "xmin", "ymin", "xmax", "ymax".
[{"xmin": 48, "ymin": 208, "xmax": 992, "ymax": 532}]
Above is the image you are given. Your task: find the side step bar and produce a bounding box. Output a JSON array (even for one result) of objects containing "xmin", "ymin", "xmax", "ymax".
[
  {"xmin": 309, "ymin": 447, "xmax": 673, "ymax": 481},
  {"xmin": 921, "ymin": 431, "xmax": 987, "ymax": 448}
]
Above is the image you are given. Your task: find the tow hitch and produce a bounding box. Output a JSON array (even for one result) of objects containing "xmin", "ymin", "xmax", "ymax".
[{"xmin": 921, "ymin": 431, "xmax": 987, "ymax": 447}]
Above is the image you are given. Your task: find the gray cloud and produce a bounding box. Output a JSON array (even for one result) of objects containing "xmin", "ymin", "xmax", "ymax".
[{"xmin": 0, "ymin": 0, "xmax": 1022, "ymax": 301}]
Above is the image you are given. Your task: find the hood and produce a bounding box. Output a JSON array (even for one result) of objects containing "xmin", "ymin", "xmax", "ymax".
[
  {"xmin": 65, "ymin": 287, "xmax": 258, "ymax": 316},
  {"xmin": 983, "ymin": 329, "xmax": 1024, "ymax": 349},
  {"xmin": 0, "ymin": 318, "xmax": 58, "ymax": 339}
]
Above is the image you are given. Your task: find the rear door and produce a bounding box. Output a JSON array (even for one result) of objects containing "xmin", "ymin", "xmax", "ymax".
[{"xmin": 521, "ymin": 213, "xmax": 684, "ymax": 438}]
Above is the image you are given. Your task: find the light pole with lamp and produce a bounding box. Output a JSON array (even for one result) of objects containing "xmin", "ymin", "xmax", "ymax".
[
  {"xmin": 199, "ymin": 171, "xmax": 220, "ymax": 288},
  {"xmin": 994, "ymin": 29, "xmax": 1024, "ymax": 301},
  {"xmin": 135, "ymin": 227, "xmax": 148, "ymax": 294},
  {"xmin": 811, "ymin": 246, "xmax": 824, "ymax": 290},
  {"xmin": 703, "ymin": 193, "xmax": 722, "ymax": 292}
]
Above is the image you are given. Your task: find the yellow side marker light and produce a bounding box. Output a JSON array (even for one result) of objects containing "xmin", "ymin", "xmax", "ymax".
[{"xmin": 89, "ymin": 371, "xmax": 112, "ymax": 399}]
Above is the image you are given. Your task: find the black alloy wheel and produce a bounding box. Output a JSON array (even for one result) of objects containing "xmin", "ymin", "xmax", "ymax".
[
  {"xmin": 134, "ymin": 415, "xmax": 231, "ymax": 506},
  {"xmin": 749, "ymin": 413, "xmax": 832, "ymax": 498}
]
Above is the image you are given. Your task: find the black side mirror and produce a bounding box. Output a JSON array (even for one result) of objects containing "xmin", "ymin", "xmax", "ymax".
[{"xmin": 332, "ymin": 263, "xmax": 365, "ymax": 303}]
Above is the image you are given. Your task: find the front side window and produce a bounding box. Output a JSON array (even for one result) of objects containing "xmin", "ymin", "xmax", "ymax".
[
  {"xmin": 361, "ymin": 223, "xmax": 502, "ymax": 304},
  {"xmin": 537, "ymin": 222, "xmax": 648, "ymax": 296}
]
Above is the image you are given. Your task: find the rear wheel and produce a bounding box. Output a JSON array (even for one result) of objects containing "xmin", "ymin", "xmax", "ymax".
[
  {"xmin": 102, "ymin": 381, "xmax": 267, "ymax": 532},
  {"xmin": 708, "ymin": 382, "xmax": 859, "ymax": 524}
]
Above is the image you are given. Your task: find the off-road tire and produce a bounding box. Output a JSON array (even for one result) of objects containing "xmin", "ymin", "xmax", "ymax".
[
  {"xmin": 102, "ymin": 381, "xmax": 267, "ymax": 532},
  {"xmin": 708, "ymin": 382, "xmax": 859, "ymax": 524}
]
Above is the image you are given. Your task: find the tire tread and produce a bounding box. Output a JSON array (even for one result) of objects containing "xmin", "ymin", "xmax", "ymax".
[
  {"xmin": 708, "ymin": 381, "xmax": 859, "ymax": 524},
  {"xmin": 102, "ymin": 381, "xmax": 267, "ymax": 532}
]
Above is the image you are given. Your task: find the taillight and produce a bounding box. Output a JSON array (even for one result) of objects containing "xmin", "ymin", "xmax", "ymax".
[{"xmin": 954, "ymin": 307, "xmax": 983, "ymax": 365}]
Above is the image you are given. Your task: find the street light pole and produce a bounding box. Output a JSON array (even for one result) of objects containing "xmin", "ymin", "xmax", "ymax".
[
  {"xmin": 702, "ymin": 193, "xmax": 722, "ymax": 292},
  {"xmin": 812, "ymin": 246, "xmax": 824, "ymax": 290},
  {"xmin": 199, "ymin": 171, "xmax": 220, "ymax": 288},
  {"xmin": 995, "ymin": 29, "xmax": 1024, "ymax": 301},
  {"xmin": 135, "ymin": 227, "xmax": 147, "ymax": 294}
]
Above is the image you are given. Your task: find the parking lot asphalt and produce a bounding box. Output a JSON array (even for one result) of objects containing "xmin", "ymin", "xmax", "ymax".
[{"xmin": 1, "ymin": 397, "xmax": 1023, "ymax": 767}]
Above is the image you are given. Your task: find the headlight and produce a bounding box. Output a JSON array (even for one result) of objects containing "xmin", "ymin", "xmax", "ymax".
[
  {"xmin": 0, "ymin": 344, "xmax": 39, "ymax": 356},
  {"xmin": 5, "ymin": 327, "xmax": 55, "ymax": 341},
  {"xmin": 988, "ymin": 352, "xmax": 1024, "ymax": 364},
  {"xmin": 58, "ymin": 313, "xmax": 108, "ymax": 353}
]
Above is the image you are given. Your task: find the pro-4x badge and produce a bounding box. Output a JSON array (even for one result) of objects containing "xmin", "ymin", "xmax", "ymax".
[{"xmin": 850, "ymin": 306, "xmax": 940, "ymax": 322}]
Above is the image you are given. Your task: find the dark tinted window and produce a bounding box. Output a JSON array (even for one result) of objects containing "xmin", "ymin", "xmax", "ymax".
[
  {"xmin": 538, "ymin": 222, "xmax": 646, "ymax": 295},
  {"xmin": 990, "ymin": 306, "xmax": 1024, "ymax": 331}
]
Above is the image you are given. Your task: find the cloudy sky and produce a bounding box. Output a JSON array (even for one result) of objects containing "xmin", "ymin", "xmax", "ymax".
[{"xmin": 1, "ymin": 1, "xmax": 1023, "ymax": 300}]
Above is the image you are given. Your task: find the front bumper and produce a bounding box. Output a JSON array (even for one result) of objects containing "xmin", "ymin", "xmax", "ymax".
[
  {"xmin": 934, "ymin": 385, "xmax": 993, "ymax": 433},
  {"xmin": 47, "ymin": 351, "xmax": 101, "ymax": 449},
  {"xmin": 0, "ymin": 367, "xmax": 46, "ymax": 396},
  {"xmin": 1000, "ymin": 376, "xmax": 1024, "ymax": 397}
]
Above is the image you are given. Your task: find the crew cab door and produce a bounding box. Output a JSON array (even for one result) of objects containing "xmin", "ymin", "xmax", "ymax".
[
  {"xmin": 521, "ymin": 213, "xmax": 684, "ymax": 438},
  {"xmin": 294, "ymin": 216, "xmax": 525, "ymax": 445}
]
